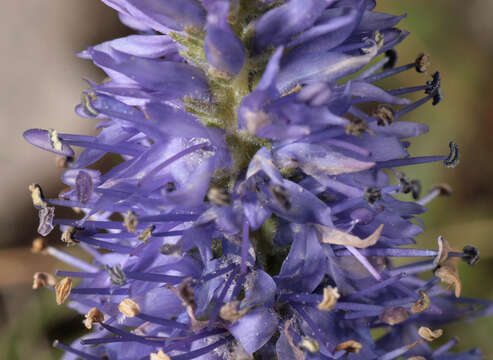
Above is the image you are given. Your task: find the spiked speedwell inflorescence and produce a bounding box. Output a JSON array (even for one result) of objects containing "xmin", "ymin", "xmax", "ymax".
[{"xmin": 24, "ymin": 1, "xmax": 489, "ymax": 359}]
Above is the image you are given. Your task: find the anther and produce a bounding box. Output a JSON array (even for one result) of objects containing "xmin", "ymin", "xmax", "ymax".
[
  {"xmin": 418, "ymin": 183, "xmax": 452, "ymax": 206},
  {"xmin": 418, "ymin": 326, "xmax": 443, "ymax": 342},
  {"xmin": 411, "ymin": 290, "xmax": 430, "ymax": 314},
  {"xmin": 364, "ymin": 187, "xmax": 381, "ymax": 206},
  {"xmin": 462, "ymin": 245, "xmax": 480, "ymax": 266},
  {"xmin": 163, "ymin": 181, "xmax": 176, "ymax": 193},
  {"xmin": 83, "ymin": 308, "xmax": 104, "ymax": 329},
  {"xmin": 379, "ymin": 306, "xmax": 410, "ymax": 325},
  {"xmin": 373, "ymin": 104, "xmax": 395, "ymax": 126},
  {"xmin": 395, "ymin": 172, "xmax": 421, "ymax": 200},
  {"xmin": 335, "ymin": 340, "xmax": 363, "ymax": 354},
  {"xmin": 317, "ymin": 286, "xmax": 340, "ymax": 311},
  {"xmin": 55, "ymin": 277, "xmax": 72, "ymax": 305},
  {"xmin": 415, "ymin": 53, "xmax": 430, "ymax": 73},
  {"xmin": 150, "ymin": 350, "xmax": 171, "ymax": 360},
  {"xmin": 29, "ymin": 183, "xmax": 47, "ymax": 209},
  {"xmin": 118, "ymin": 298, "xmax": 141, "ymax": 317},
  {"xmin": 270, "ymin": 184, "xmax": 291, "ymax": 210},
  {"xmin": 61, "ymin": 226, "xmax": 79, "ymax": 246},
  {"xmin": 48, "ymin": 129, "xmax": 63, "ymax": 152},
  {"xmin": 138, "ymin": 225, "xmax": 155, "ymax": 243},
  {"xmin": 106, "ymin": 264, "xmax": 127, "ymax": 286},
  {"xmin": 208, "ymin": 187, "xmax": 230, "ymax": 206},
  {"xmin": 384, "ymin": 49, "xmax": 398, "ymax": 69},
  {"xmin": 219, "ymin": 301, "xmax": 250, "ymax": 322},
  {"xmin": 443, "ymin": 141, "xmax": 459, "ymax": 168},
  {"xmin": 160, "ymin": 243, "xmax": 183, "ymax": 256},
  {"xmin": 55, "ymin": 155, "xmax": 73, "ymax": 168},
  {"xmin": 345, "ymin": 118, "xmax": 370, "ymax": 136},
  {"xmin": 32, "ymin": 272, "xmax": 56, "ymax": 289},
  {"xmin": 31, "ymin": 237, "xmax": 48, "ymax": 254},
  {"xmin": 80, "ymin": 92, "xmax": 100, "ymax": 117},
  {"xmin": 123, "ymin": 210, "xmax": 138, "ymax": 233},
  {"xmin": 299, "ymin": 337, "xmax": 320, "ymax": 353},
  {"xmin": 425, "ymin": 71, "xmax": 443, "ymax": 105}
]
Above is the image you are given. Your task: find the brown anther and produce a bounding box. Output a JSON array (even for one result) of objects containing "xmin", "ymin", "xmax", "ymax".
[
  {"xmin": 48, "ymin": 129, "xmax": 63, "ymax": 151},
  {"xmin": 31, "ymin": 237, "xmax": 48, "ymax": 254},
  {"xmin": 150, "ymin": 350, "xmax": 171, "ymax": 360},
  {"xmin": 415, "ymin": 53, "xmax": 430, "ymax": 73},
  {"xmin": 411, "ymin": 290, "xmax": 430, "ymax": 314},
  {"xmin": 433, "ymin": 235, "xmax": 452, "ymax": 267},
  {"xmin": 118, "ymin": 298, "xmax": 141, "ymax": 317},
  {"xmin": 29, "ymin": 183, "xmax": 47, "ymax": 208},
  {"xmin": 345, "ymin": 118, "xmax": 370, "ymax": 136},
  {"xmin": 55, "ymin": 155, "xmax": 73, "ymax": 168},
  {"xmin": 300, "ymin": 337, "xmax": 320, "ymax": 354},
  {"xmin": 55, "ymin": 277, "xmax": 72, "ymax": 305},
  {"xmin": 124, "ymin": 210, "xmax": 138, "ymax": 233},
  {"xmin": 418, "ymin": 326, "xmax": 443, "ymax": 341},
  {"xmin": 379, "ymin": 306, "xmax": 410, "ymax": 325},
  {"xmin": 207, "ymin": 187, "xmax": 230, "ymax": 206},
  {"xmin": 431, "ymin": 183, "xmax": 453, "ymax": 196},
  {"xmin": 435, "ymin": 257, "xmax": 462, "ymax": 297},
  {"xmin": 138, "ymin": 225, "xmax": 155, "ymax": 243},
  {"xmin": 61, "ymin": 226, "xmax": 78, "ymax": 246},
  {"xmin": 317, "ymin": 286, "xmax": 340, "ymax": 311},
  {"xmin": 334, "ymin": 340, "xmax": 363, "ymax": 354},
  {"xmin": 219, "ymin": 301, "xmax": 250, "ymax": 322},
  {"xmin": 373, "ymin": 104, "xmax": 395, "ymax": 126},
  {"xmin": 32, "ymin": 272, "xmax": 56, "ymax": 289},
  {"xmin": 83, "ymin": 308, "xmax": 104, "ymax": 329}
]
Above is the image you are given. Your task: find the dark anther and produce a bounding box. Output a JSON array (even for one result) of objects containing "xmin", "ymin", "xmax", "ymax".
[
  {"xmin": 425, "ymin": 71, "xmax": 443, "ymax": 106},
  {"xmin": 431, "ymin": 183, "xmax": 453, "ymax": 196},
  {"xmin": 462, "ymin": 245, "xmax": 480, "ymax": 266},
  {"xmin": 208, "ymin": 187, "xmax": 230, "ymax": 206},
  {"xmin": 345, "ymin": 118, "xmax": 370, "ymax": 136},
  {"xmin": 363, "ymin": 187, "xmax": 382, "ymax": 205},
  {"xmin": 164, "ymin": 181, "xmax": 176, "ymax": 193},
  {"xmin": 106, "ymin": 265, "xmax": 127, "ymax": 286},
  {"xmin": 396, "ymin": 172, "xmax": 421, "ymax": 200},
  {"xmin": 55, "ymin": 155, "xmax": 73, "ymax": 168},
  {"xmin": 373, "ymin": 104, "xmax": 395, "ymax": 126},
  {"xmin": 443, "ymin": 141, "xmax": 459, "ymax": 168},
  {"xmin": 160, "ymin": 243, "xmax": 183, "ymax": 256},
  {"xmin": 61, "ymin": 226, "xmax": 80, "ymax": 246},
  {"xmin": 270, "ymin": 184, "xmax": 291, "ymax": 210},
  {"xmin": 415, "ymin": 53, "xmax": 430, "ymax": 73},
  {"xmin": 384, "ymin": 49, "xmax": 398, "ymax": 69}
]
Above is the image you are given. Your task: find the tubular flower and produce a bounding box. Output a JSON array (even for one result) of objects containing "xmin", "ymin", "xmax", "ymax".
[{"xmin": 25, "ymin": 1, "xmax": 489, "ymax": 359}]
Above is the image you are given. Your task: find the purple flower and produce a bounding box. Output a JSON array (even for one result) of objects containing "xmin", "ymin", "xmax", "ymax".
[{"xmin": 25, "ymin": 1, "xmax": 488, "ymax": 359}]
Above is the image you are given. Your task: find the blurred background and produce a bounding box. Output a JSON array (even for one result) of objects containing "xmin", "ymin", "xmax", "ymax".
[{"xmin": 0, "ymin": 0, "xmax": 492, "ymax": 358}]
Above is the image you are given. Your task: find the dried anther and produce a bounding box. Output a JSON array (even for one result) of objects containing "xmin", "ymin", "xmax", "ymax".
[
  {"xmin": 462, "ymin": 245, "xmax": 480, "ymax": 266},
  {"xmin": 364, "ymin": 187, "xmax": 381, "ymax": 205},
  {"xmin": 334, "ymin": 340, "xmax": 363, "ymax": 354},
  {"xmin": 32, "ymin": 272, "xmax": 56, "ymax": 289},
  {"xmin": 380, "ymin": 306, "xmax": 410, "ymax": 325},
  {"xmin": 61, "ymin": 226, "xmax": 79, "ymax": 246},
  {"xmin": 444, "ymin": 141, "xmax": 459, "ymax": 168},
  {"xmin": 118, "ymin": 298, "xmax": 141, "ymax": 317},
  {"xmin": 384, "ymin": 49, "xmax": 398, "ymax": 69},
  {"xmin": 396, "ymin": 171, "xmax": 421, "ymax": 200},
  {"xmin": 317, "ymin": 286, "xmax": 340, "ymax": 311},
  {"xmin": 55, "ymin": 277, "xmax": 72, "ymax": 305},
  {"xmin": 373, "ymin": 104, "xmax": 394, "ymax": 126},
  {"xmin": 433, "ymin": 236, "xmax": 452, "ymax": 268},
  {"xmin": 425, "ymin": 71, "xmax": 443, "ymax": 105},
  {"xmin": 431, "ymin": 183, "xmax": 453, "ymax": 196},
  {"xmin": 31, "ymin": 237, "xmax": 48, "ymax": 253},
  {"xmin": 434, "ymin": 257, "xmax": 462, "ymax": 297},
  {"xmin": 124, "ymin": 210, "xmax": 138, "ymax": 233},
  {"xmin": 208, "ymin": 187, "xmax": 230, "ymax": 206},
  {"xmin": 48, "ymin": 129, "xmax": 63, "ymax": 152},
  {"xmin": 83, "ymin": 308, "xmax": 104, "ymax": 329},
  {"xmin": 270, "ymin": 184, "xmax": 291, "ymax": 210},
  {"xmin": 29, "ymin": 183, "xmax": 47, "ymax": 208},
  {"xmin": 106, "ymin": 265, "xmax": 127, "ymax": 286},
  {"xmin": 345, "ymin": 118, "xmax": 369, "ymax": 136},
  {"xmin": 411, "ymin": 290, "xmax": 430, "ymax": 314},
  {"xmin": 299, "ymin": 337, "xmax": 320, "ymax": 353},
  {"xmin": 150, "ymin": 350, "xmax": 171, "ymax": 360},
  {"xmin": 163, "ymin": 181, "xmax": 176, "ymax": 193},
  {"xmin": 418, "ymin": 326, "xmax": 443, "ymax": 341},
  {"xmin": 55, "ymin": 155, "xmax": 73, "ymax": 168},
  {"xmin": 219, "ymin": 300, "xmax": 250, "ymax": 322},
  {"xmin": 415, "ymin": 53, "xmax": 430, "ymax": 73},
  {"xmin": 160, "ymin": 243, "xmax": 183, "ymax": 256},
  {"xmin": 138, "ymin": 225, "xmax": 155, "ymax": 243}
]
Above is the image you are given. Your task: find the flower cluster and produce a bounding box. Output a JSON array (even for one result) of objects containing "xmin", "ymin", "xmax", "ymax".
[{"xmin": 25, "ymin": 1, "xmax": 489, "ymax": 359}]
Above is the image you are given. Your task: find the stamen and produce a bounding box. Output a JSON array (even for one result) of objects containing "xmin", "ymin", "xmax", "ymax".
[
  {"xmin": 61, "ymin": 226, "xmax": 78, "ymax": 246},
  {"xmin": 462, "ymin": 245, "xmax": 480, "ymax": 266},
  {"xmin": 384, "ymin": 49, "xmax": 398, "ymax": 69},
  {"xmin": 55, "ymin": 277, "xmax": 72, "ymax": 305},
  {"xmin": 345, "ymin": 245, "xmax": 382, "ymax": 280},
  {"xmin": 411, "ymin": 290, "xmax": 430, "ymax": 314},
  {"xmin": 118, "ymin": 298, "xmax": 141, "ymax": 317},
  {"xmin": 48, "ymin": 129, "xmax": 63, "ymax": 152},
  {"xmin": 70, "ymin": 287, "xmax": 129, "ymax": 296},
  {"xmin": 138, "ymin": 225, "xmax": 155, "ymax": 243},
  {"xmin": 31, "ymin": 237, "xmax": 48, "ymax": 254},
  {"xmin": 29, "ymin": 183, "xmax": 47, "ymax": 209},
  {"xmin": 373, "ymin": 104, "xmax": 394, "ymax": 126},
  {"xmin": 444, "ymin": 141, "xmax": 459, "ymax": 168},
  {"xmin": 207, "ymin": 267, "xmax": 240, "ymax": 329},
  {"xmin": 45, "ymin": 246, "xmax": 99, "ymax": 273},
  {"xmin": 299, "ymin": 337, "xmax": 319, "ymax": 354},
  {"xmin": 431, "ymin": 337, "xmax": 459, "ymax": 356},
  {"xmin": 425, "ymin": 71, "xmax": 443, "ymax": 105},
  {"xmin": 61, "ymin": 139, "xmax": 144, "ymax": 156},
  {"xmin": 74, "ymin": 236, "xmax": 134, "ymax": 254},
  {"xmin": 317, "ymin": 286, "xmax": 340, "ymax": 311},
  {"xmin": 417, "ymin": 183, "xmax": 452, "ymax": 206},
  {"xmin": 83, "ymin": 308, "xmax": 104, "ymax": 329},
  {"xmin": 363, "ymin": 187, "xmax": 381, "ymax": 206},
  {"xmin": 55, "ymin": 155, "xmax": 73, "ymax": 168},
  {"xmin": 125, "ymin": 271, "xmax": 186, "ymax": 284},
  {"xmin": 379, "ymin": 306, "xmax": 410, "ymax": 325},
  {"xmin": 347, "ymin": 273, "xmax": 407, "ymax": 300},
  {"xmin": 418, "ymin": 326, "xmax": 443, "ymax": 341},
  {"xmin": 219, "ymin": 300, "xmax": 250, "ymax": 322},
  {"xmin": 124, "ymin": 210, "xmax": 138, "ymax": 233},
  {"xmin": 150, "ymin": 350, "xmax": 171, "ymax": 360},
  {"xmin": 136, "ymin": 313, "xmax": 188, "ymax": 330},
  {"xmin": 171, "ymin": 336, "xmax": 233, "ymax": 360},
  {"xmin": 55, "ymin": 270, "xmax": 98, "ymax": 279},
  {"xmin": 207, "ymin": 187, "xmax": 230, "ymax": 206}
]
